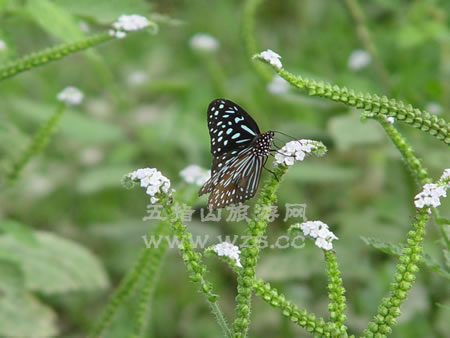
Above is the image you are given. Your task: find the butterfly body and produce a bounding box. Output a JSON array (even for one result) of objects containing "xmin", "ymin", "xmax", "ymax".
[{"xmin": 199, "ymin": 99, "xmax": 274, "ymax": 209}]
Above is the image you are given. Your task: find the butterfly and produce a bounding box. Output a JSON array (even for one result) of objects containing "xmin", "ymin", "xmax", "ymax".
[{"xmin": 199, "ymin": 99, "xmax": 274, "ymax": 209}]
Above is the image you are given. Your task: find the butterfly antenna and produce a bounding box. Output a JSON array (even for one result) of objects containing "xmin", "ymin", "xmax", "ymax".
[
  {"xmin": 272, "ymin": 130, "xmax": 298, "ymax": 141},
  {"xmin": 272, "ymin": 130, "xmax": 307, "ymax": 150}
]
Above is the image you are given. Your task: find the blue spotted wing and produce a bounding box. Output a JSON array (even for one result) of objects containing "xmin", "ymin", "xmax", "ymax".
[{"xmin": 206, "ymin": 99, "xmax": 260, "ymax": 156}]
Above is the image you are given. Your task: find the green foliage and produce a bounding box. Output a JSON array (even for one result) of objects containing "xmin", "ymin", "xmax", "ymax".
[
  {"xmin": 0, "ymin": 231, "xmax": 109, "ymax": 294},
  {"xmin": 27, "ymin": 0, "xmax": 87, "ymax": 42},
  {"xmin": 0, "ymin": 260, "xmax": 58, "ymax": 337},
  {"xmin": 0, "ymin": 0, "xmax": 449, "ymax": 337},
  {"xmin": 7, "ymin": 103, "xmax": 66, "ymax": 182}
]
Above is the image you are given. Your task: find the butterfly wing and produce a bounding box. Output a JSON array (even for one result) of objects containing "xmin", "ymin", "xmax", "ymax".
[
  {"xmin": 207, "ymin": 99, "xmax": 260, "ymax": 156},
  {"xmin": 200, "ymin": 148, "xmax": 265, "ymax": 209}
]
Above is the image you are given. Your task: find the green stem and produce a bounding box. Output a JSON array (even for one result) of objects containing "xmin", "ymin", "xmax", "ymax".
[
  {"xmin": 342, "ymin": 0, "xmax": 391, "ymax": 90},
  {"xmin": 371, "ymin": 116, "xmax": 450, "ymax": 247},
  {"xmin": 164, "ymin": 201, "xmax": 232, "ymax": 338},
  {"xmin": 374, "ymin": 116, "xmax": 431, "ymax": 186},
  {"xmin": 90, "ymin": 221, "xmax": 171, "ymax": 338},
  {"xmin": 0, "ymin": 33, "xmax": 112, "ymax": 81},
  {"xmin": 131, "ymin": 232, "xmax": 169, "ymax": 338},
  {"xmin": 7, "ymin": 103, "xmax": 66, "ymax": 183},
  {"xmin": 252, "ymin": 279, "xmax": 342, "ymax": 337},
  {"xmin": 254, "ymin": 57, "xmax": 450, "ymax": 145},
  {"xmin": 199, "ymin": 52, "xmax": 227, "ymax": 96},
  {"xmin": 242, "ymin": 0, "xmax": 272, "ymax": 81},
  {"xmin": 231, "ymin": 165, "xmax": 287, "ymax": 337},
  {"xmin": 363, "ymin": 210, "xmax": 429, "ymax": 336},
  {"xmin": 324, "ymin": 251, "xmax": 347, "ymax": 335}
]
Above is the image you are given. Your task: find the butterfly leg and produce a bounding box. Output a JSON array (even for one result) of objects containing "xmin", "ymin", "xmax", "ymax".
[{"xmin": 263, "ymin": 167, "xmax": 279, "ymax": 181}]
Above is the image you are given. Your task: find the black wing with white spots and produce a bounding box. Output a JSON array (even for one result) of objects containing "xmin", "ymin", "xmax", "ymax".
[
  {"xmin": 200, "ymin": 98, "xmax": 275, "ymax": 210},
  {"xmin": 207, "ymin": 99, "xmax": 260, "ymax": 157}
]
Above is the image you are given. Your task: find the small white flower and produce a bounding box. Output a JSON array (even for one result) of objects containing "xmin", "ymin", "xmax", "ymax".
[
  {"xmin": 213, "ymin": 242, "xmax": 242, "ymax": 267},
  {"xmin": 189, "ymin": 33, "xmax": 219, "ymax": 52},
  {"xmin": 79, "ymin": 147, "xmax": 103, "ymax": 166},
  {"xmin": 79, "ymin": 21, "xmax": 90, "ymax": 33},
  {"xmin": 267, "ymin": 75, "xmax": 289, "ymax": 94},
  {"xmin": 180, "ymin": 165, "xmax": 211, "ymax": 186},
  {"xmin": 57, "ymin": 87, "xmax": 84, "ymax": 105},
  {"xmin": 348, "ymin": 49, "xmax": 371, "ymax": 71},
  {"xmin": 115, "ymin": 31, "xmax": 127, "ymax": 39},
  {"xmin": 315, "ymin": 237, "xmax": 332, "ymax": 251},
  {"xmin": 273, "ymin": 139, "xmax": 323, "ymax": 166},
  {"xmin": 425, "ymin": 102, "xmax": 442, "ymax": 115},
  {"xmin": 414, "ymin": 183, "xmax": 447, "ymax": 209},
  {"xmin": 127, "ymin": 71, "xmax": 149, "ymax": 86},
  {"xmin": 0, "ymin": 40, "xmax": 7, "ymax": 51},
  {"xmin": 128, "ymin": 167, "xmax": 173, "ymax": 204},
  {"xmin": 110, "ymin": 14, "xmax": 150, "ymax": 39},
  {"xmin": 386, "ymin": 116, "xmax": 395, "ymax": 124},
  {"xmin": 113, "ymin": 14, "xmax": 150, "ymax": 31},
  {"xmin": 440, "ymin": 169, "xmax": 450, "ymax": 181},
  {"xmin": 259, "ymin": 49, "xmax": 282, "ymax": 69},
  {"xmin": 298, "ymin": 220, "xmax": 337, "ymax": 251}
]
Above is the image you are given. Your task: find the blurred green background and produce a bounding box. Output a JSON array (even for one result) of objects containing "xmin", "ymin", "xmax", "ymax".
[{"xmin": 0, "ymin": 0, "xmax": 449, "ymax": 337}]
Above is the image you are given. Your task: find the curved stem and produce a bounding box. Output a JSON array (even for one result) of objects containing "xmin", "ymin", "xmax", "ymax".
[
  {"xmin": 0, "ymin": 33, "xmax": 112, "ymax": 81},
  {"xmin": 7, "ymin": 103, "xmax": 66, "ymax": 183},
  {"xmin": 254, "ymin": 57, "xmax": 450, "ymax": 146},
  {"xmin": 364, "ymin": 211, "xmax": 429, "ymax": 336},
  {"xmin": 242, "ymin": 0, "xmax": 272, "ymax": 81},
  {"xmin": 232, "ymin": 165, "xmax": 287, "ymax": 337}
]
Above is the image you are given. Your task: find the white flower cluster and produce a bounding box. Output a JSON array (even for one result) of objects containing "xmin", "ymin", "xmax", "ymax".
[
  {"xmin": 179, "ymin": 165, "xmax": 211, "ymax": 186},
  {"xmin": 347, "ymin": 49, "xmax": 371, "ymax": 71},
  {"xmin": 109, "ymin": 15, "xmax": 150, "ymax": 39},
  {"xmin": 0, "ymin": 40, "xmax": 7, "ymax": 51},
  {"xmin": 414, "ymin": 183, "xmax": 447, "ymax": 209},
  {"xmin": 440, "ymin": 169, "xmax": 450, "ymax": 181},
  {"xmin": 259, "ymin": 49, "xmax": 282, "ymax": 69},
  {"xmin": 189, "ymin": 33, "xmax": 219, "ymax": 52},
  {"xmin": 267, "ymin": 75, "xmax": 289, "ymax": 94},
  {"xmin": 274, "ymin": 139, "xmax": 320, "ymax": 166},
  {"xmin": 298, "ymin": 221, "xmax": 338, "ymax": 251},
  {"xmin": 56, "ymin": 87, "xmax": 84, "ymax": 105},
  {"xmin": 129, "ymin": 168, "xmax": 172, "ymax": 204},
  {"xmin": 212, "ymin": 242, "xmax": 242, "ymax": 268}
]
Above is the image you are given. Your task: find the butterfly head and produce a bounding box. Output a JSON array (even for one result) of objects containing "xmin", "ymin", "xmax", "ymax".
[{"xmin": 252, "ymin": 131, "xmax": 274, "ymax": 157}]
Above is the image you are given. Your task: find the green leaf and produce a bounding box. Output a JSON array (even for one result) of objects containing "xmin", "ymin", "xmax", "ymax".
[
  {"xmin": 27, "ymin": 0, "xmax": 85, "ymax": 42},
  {"xmin": 328, "ymin": 111, "xmax": 385, "ymax": 150},
  {"xmin": 7, "ymin": 98, "xmax": 125, "ymax": 143},
  {"xmin": 0, "ymin": 260, "xmax": 58, "ymax": 337},
  {"xmin": 0, "ymin": 259, "xmax": 25, "ymax": 291},
  {"xmin": 0, "ymin": 293, "xmax": 59, "ymax": 336},
  {"xmin": 361, "ymin": 236, "xmax": 450, "ymax": 279},
  {"xmin": 58, "ymin": 0, "xmax": 152, "ymax": 23},
  {"xmin": 360, "ymin": 236, "xmax": 404, "ymax": 256},
  {"xmin": 0, "ymin": 231, "xmax": 109, "ymax": 294},
  {"xmin": 422, "ymin": 252, "xmax": 450, "ymax": 280},
  {"xmin": 0, "ymin": 219, "xmax": 38, "ymax": 246}
]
